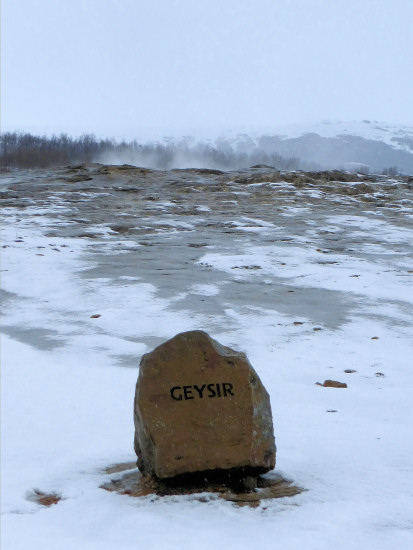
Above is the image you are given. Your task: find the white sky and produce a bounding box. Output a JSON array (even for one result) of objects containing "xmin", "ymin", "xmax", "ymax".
[{"xmin": 2, "ymin": 0, "xmax": 413, "ymax": 139}]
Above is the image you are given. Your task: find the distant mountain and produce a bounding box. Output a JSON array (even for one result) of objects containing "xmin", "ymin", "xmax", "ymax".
[{"xmin": 214, "ymin": 121, "xmax": 413, "ymax": 175}]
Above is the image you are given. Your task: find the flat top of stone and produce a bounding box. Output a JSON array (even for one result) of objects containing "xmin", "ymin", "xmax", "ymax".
[{"xmin": 140, "ymin": 330, "xmax": 248, "ymax": 364}]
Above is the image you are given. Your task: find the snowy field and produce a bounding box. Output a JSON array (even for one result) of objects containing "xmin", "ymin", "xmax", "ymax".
[{"xmin": 1, "ymin": 165, "xmax": 413, "ymax": 549}]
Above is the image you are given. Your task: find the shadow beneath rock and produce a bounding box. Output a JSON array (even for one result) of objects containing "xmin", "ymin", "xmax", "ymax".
[{"xmin": 100, "ymin": 462, "xmax": 304, "ymax": 507}]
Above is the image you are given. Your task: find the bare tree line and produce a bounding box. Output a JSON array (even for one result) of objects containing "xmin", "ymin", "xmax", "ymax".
[
  {"xmin": 0, "ymin": 132, "xmax": 302, "ymax": 171},
  {"xmin": 1, "ymin": 133, "xmax": 113, "ymax": 169},
  {"xmin": 2, "ymin": 131, "xmax": 404, "ymax": 175}
]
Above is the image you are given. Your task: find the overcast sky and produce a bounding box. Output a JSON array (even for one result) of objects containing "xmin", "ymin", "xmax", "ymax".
[{"xmin": 2, "ymin": 0, "xmax": 413, "ymax": 139}]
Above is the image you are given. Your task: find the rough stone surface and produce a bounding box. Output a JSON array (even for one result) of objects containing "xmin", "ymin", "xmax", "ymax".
[{"xmin": 133, "ymin": 330, "xmax": 276, "ymax": 479}]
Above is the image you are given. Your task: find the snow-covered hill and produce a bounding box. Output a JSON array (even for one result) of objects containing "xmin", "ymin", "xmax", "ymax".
[
  {"xmin": 221, "ymin": 120, "xmax": 413, "ymax": 152},
  {"xmin": 213, "ymin": 121, "xmax": 413, "ymax": 174}
]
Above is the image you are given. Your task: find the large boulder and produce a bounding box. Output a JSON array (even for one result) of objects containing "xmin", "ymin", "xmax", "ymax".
[{"xmin": 133, "ymin": 331, "xmax": 276, "ymax": 479}]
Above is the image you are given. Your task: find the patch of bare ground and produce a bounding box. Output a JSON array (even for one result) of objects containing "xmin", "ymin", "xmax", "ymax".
[
  {"xmin": 231, "ymin": 169, "xmax": 376, "ymax": 187},
  {"xmin": 96, "ymin": 165, "xmax": 153, "ymax": 175},
  {"xmin": 27, "ymin": 489, "xmax": 62, "ymax": 507},
  {"xmin": 100, "ymin": 463, "xmax": 304, "ymax": 507},
  {"xmin": 316, "ymin": 380, "xmax": 348, "ymax": 388}
]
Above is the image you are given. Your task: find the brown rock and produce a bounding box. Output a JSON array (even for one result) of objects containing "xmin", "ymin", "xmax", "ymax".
[
  {"xmin": 316, "ymin": 380, "xmax": 347, "ymax": 388},
  {"xmin": 133, "ymin": 330, "xmax": 276, "ymax": 479},
  {"xmin": 28, "ymin": 490, "xmax": 62, "ymax": 507}
]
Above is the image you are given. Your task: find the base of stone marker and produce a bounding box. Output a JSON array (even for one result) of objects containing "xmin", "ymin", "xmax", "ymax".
[{"xmin": 100, "ymin": 462, "xmax": 303, "ymax": 507}]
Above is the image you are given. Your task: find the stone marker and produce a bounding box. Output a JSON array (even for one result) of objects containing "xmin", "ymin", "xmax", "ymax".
[{"xmin": 133, "ymin": 330, "xmax": 276, "ymax": 479}]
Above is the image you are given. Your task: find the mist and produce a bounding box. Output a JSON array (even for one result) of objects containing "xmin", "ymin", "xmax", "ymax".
[
  {"xmin": 3, "ymin": 130, "xmax": 413, "ymax": 175},
  {"xmin": 94, "ymin": 138, "xmax": 305, "ymax": 171},
  {"xmin": 0, "ymin": 132, "xmax": 305, "ymax": 172}
]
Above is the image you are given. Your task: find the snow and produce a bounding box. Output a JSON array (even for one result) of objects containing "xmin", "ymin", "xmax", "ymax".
[
  {"xmin": 198, "ymin": 241, "xmax": 413, "ymax": 303},
  {"xmin": 216, "ymin": 120, "xmax": 413, "ymax": 155},
  {"xmin": 2, "ymin": 179, "xmax": 413, "ymax": 549},
  {"xmin": 190, "ymin": 284, "xmax": 221, "ymax": 297}
]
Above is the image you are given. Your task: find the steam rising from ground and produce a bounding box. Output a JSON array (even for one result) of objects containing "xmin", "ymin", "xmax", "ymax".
[
  {"xmin": 95, "ymin": 139, "xmax": 303, "ymax": 171},
  {"xmin": 2, "ymin": 130, "xmax": 412, "ymax": 174},
  {"xmin": 0, "ymin": 132, "xmax": 303, "ymax": 171}
]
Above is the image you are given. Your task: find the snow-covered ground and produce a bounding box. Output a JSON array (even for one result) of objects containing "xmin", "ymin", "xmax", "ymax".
[{"xmin": 1, "ymin": 166, "xmax": 413, "ymax": 549}]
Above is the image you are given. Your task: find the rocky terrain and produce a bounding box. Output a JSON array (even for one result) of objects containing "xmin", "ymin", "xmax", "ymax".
[
  {"xmin": 2, "ymin": 164, "xmax": 412, "ymax": 343},
  {"xmin": 2, "ymin": 164, "xmax": 413, "ymax": 549}
]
